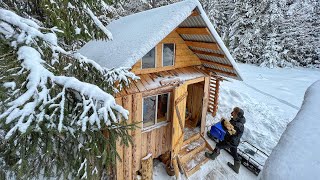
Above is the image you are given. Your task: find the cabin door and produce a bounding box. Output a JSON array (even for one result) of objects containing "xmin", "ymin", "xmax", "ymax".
[{"xmin": 171, "ymin": 83, "xmax": 188, "ymax": 158}]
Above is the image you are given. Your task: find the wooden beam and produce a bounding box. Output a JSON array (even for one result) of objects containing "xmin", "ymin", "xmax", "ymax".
[
  {"xmin": 173, "ymin": 157, "xmax": 180, "ymax": 179},
  {"xmin": 200, "ymin": 59, "xmax": 234, "ymax": 70},
  {"xmin": 192, "ymin": 49, "xmax": 225, "ymax": 58},
  {"xmin": 185, "ymin": 76, "xmax": 205, "ymax": 86},
  {"xmin": 176, "ymin": 28, "xmax": 210, "ymax": 35},
  {"xmin": 191, "ymin": 10, "xmax": 199, "ymax": 16},
  {"xmin": 200, "ymin": 76, "xmax": 209, "ymax": 135},
  {"xmin": 209, "ymin": 68, "xmax": 237, "ymax": 77},
  {"xmin": 141, "ymin": 154, "xmax": 153, "ymax": 180},
  {"xmin": 185, "ymin": 41, "xmax": 219, "ymax": 50}
]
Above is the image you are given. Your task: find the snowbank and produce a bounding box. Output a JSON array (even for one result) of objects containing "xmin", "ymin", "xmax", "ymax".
[{"xmin": 261, "ymin": 80, "xmax": 320, "ymax": 179}]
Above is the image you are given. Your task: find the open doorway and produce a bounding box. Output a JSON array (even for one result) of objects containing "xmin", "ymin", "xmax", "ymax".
[{"xmin": 184, "ymin": 81, "xmax": 205, "ymax": 141}]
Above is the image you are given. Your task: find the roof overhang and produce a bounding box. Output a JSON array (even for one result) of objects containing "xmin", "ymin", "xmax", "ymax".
[{"xmin": 176, "ymin": 8, "xmax": 243, "ymax": 81}]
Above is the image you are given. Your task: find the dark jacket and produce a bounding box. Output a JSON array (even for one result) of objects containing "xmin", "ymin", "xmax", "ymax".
[{"xmin": 222, "ymin": 114, "xmax": 246, "ymax": 147}]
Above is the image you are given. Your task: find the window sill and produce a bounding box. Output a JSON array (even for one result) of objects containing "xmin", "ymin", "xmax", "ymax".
[{"xmin": 142, "ymin": 121, "xmax": 169, "ymax": 133}]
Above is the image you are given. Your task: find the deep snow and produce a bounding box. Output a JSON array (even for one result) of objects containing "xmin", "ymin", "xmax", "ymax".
[
  {"xmin": 261, "ymin": 80, "xmax": 320, "ymax": 179},
  {"xmin": 154, "ymin": 64, "xmax": 320, "ymax": 180}
]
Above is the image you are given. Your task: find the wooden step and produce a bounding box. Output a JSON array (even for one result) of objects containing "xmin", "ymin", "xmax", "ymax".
[
  {"xmin": 183, "ymin": 148, "xmax": 210, "ymax": 177},
  {"xmin": 176, "ymin": 134, "xmax": 214, "ymax": 178},
  {"xmin": 183, "ymin": 132, "xmax": 200, "ymax": 146},
  {"xmin": 179, "ymin": 140, "xmax": 206, "ymax": 164}
]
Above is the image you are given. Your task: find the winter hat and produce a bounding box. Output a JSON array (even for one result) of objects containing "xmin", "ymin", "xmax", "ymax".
[
  {"xmin": 234, "ymin": 107, "xmax": 244, "ymax": 118},
  {"xmin": 237, "ymin": 108, "xmax": 244, "ymax": 118}
]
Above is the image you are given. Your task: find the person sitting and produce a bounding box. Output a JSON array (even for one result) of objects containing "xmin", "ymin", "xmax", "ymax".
[{"xmin": 205, "ymin": 107, "xmax": 246, "ymax": 174}]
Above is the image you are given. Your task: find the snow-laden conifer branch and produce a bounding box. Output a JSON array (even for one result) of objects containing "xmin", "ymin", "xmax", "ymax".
[
  {"xmin": 83, "ymin": 3, "xmax": 113, "ymax": 40},
  {"xmin": 0, "ymin": 8, "xmax": 135, "ymax": 139}
]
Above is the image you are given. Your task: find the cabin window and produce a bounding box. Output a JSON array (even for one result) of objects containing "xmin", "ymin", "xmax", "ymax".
[
  {"xmin": 142, "ymin": 47, "xmax": 156, "ymax": 69},
  {"xmin": 162, "ymin": 43, "xmax": 175, "ymax": 66},
  {"xmin": 142, "ymin": 93, "xmax": 170, "ymax": 128}
]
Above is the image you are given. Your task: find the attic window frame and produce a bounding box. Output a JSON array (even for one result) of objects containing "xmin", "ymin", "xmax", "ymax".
[
  {"xmin": 141, "ymin": 47, "xmax": 157, "ymax": 69},
  {"xmin": 162, "ymin": 43, "xmax": 175, "ymax": 67},
  {"xmin": 142, "ymin": 93, "xmax": 171, "ymax": 130}
]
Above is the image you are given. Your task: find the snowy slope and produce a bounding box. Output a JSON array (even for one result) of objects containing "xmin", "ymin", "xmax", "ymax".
[
  {"xmin": 154, "ymin": 64, "xmax": 320, "ymax": 180},
  {"xmin": 261, "ymin": 80, "xmax": 320, "ymax": 180}
]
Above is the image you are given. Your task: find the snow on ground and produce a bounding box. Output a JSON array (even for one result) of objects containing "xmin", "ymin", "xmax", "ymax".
[
  {"xmin": 261, "ymin": 80, "xmax": 320, "ymax": 179},
  {"xmin": 154, "ymin": 64, "xmax": 320, "ymax": 180},
  {"xmin": 207, "ymin": 64, "xmax": 320, "ymax": 155}
]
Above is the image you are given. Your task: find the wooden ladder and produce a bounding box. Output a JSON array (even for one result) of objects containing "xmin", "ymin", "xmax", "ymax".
[
  {"xmin": 177, "ymin": 133, "xmax": 213, "ymax": 177},
  {"xmin": 208, "ymin": 75, "xmax": 221, "ymax": 117}
]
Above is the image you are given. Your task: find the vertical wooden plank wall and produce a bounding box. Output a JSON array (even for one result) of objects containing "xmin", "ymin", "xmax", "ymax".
[
  {"xmin": 115, "ymin": 97, "xmax": 124, "ymax": 180},
  {"xmin": 132, "ymin": 93, "xmax": 142, "ymax": 175},
  {"xmin": 140, "ymin": 123, "xmax": 172, "ymax": 160},
  {"xmin": 122, "ymin": 95, "xmax": 133, "ymax": 180},
  {"xmin": 116, "ymin": 94, "xmax": 142, "ymax": 180},
  {"xmin": 116, "ymin": 93, "xmax": 171, "ymax": 180}
]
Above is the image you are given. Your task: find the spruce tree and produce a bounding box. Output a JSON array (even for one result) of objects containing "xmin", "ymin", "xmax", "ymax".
[
  {"xmin": 0, "ymin": 0, "xmax": 137, "ymax": 179},
  {"xmin": 277, "ymin": 0, "xmax": 320, "ymax": 68}
]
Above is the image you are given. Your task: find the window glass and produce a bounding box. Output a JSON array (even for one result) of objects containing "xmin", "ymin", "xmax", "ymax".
[
  {"xmin": 157, "ymin": 94, "xmax": 169, "ymax": 123},
  {"xmin": 163, "ymin": 44, "xmax": 175, "ymax": 66},
  {"xmin": 142, "ymin": 47, "xmax": 156, "ymax": 69},
  {"xmin": 143, "ymin": 96, "xmax": 156, "ymax": 127}
]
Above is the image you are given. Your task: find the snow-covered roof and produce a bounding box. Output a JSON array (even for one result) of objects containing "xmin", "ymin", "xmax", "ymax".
[
  {"xmin": 79, "ymin": 0, "xmax": 242, "ymax": 80},
  {"xmin": 261, "ymin": 80, "xmax": 320, "ymax": 179}
]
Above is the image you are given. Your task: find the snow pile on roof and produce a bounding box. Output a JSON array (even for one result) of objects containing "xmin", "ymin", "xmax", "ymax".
[
  {"xmin": 79, "ymin": 0, "xmax": 198, "ymax": 69},
  {"xmin": 261, "ymin": 80, "xmax": 320, "ymax": 179}
]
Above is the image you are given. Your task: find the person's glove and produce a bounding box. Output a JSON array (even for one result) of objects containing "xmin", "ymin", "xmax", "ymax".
[{"xmin": 223, "ymin": 120, "xmax": 236, "ymax": 135}]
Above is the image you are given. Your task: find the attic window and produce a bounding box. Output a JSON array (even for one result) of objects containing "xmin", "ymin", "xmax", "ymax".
[
  {"xmin": 162, "ymin": 43, "xmax": 175, "ymax": 66},
  {"xmin": 142, "ymin": 47, "xmax": 156, "ymax": 69},
  {"xmin": 142, "ymin": 93, "xmax": 170, "ymax": 128}
]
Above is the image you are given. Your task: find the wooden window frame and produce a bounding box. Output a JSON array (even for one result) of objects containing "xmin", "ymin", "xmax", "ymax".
[
  {"xmin": 141, "ymin": 47, "xmax": 157, "ymax": 69},
  {"xmin": 162, "ymin": 43, "xmax": 175, "ymax": 67},
  {"xmin": 142, "ymin": 92, "xmax": 171, "ymax": 130}
]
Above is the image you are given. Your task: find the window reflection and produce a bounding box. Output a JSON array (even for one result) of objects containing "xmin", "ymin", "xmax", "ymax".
[
  {"xmin": 163, "ymin": 44, "xmax": 174, "ymax": 66},
  {"xmin": 142, "ymin": 47, "xmax": 156, "ymax": 69}
]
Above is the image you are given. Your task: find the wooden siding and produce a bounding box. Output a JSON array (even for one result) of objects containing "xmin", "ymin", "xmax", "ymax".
[
  {"xmin": 131, "ymin": 30, "xmax": 201, "ymax": 75},
  {"xmin": 115, "ymin": 93, "xmax": 172, "ymax": 180},
  {"xmin": 141, "ymin": 123, "xmax": 172, "ymax": 159}
]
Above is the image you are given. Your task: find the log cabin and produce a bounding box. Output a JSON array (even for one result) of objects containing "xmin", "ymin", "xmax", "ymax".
[{"xmin": 79, "ymin": 0, "xmax": 243, "ymax": 179}]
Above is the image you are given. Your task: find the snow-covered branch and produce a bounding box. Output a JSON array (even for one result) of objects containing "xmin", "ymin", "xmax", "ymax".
[
  {"xmin": 83, "ymin": 3, "xmax": 113, "ymax": 40},
  {"xmin": 0, "ymin": 8, "xmax": 134, "ymax": 139}
]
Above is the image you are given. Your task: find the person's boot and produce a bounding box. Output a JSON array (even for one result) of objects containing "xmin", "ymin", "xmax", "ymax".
[
  {"xmin": 205, "ymin": 149, "xmax": 220, "ymax": 160},
  {"xmin": 227, "ymin": 160, "xmax": 241, "ymax": 174}
]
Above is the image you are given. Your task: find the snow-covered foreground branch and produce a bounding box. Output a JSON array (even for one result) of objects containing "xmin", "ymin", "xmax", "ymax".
[
  {"xmin": 0, "ymin": 8, "xmax": 135, "ymax": 138},
  {"xmin": 0, "ymin": 4, "xmax": 138, "ymax": 179},
  {"xmin": 1, "ymin": 46, "xmax": 129, "ymax": 139}
]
